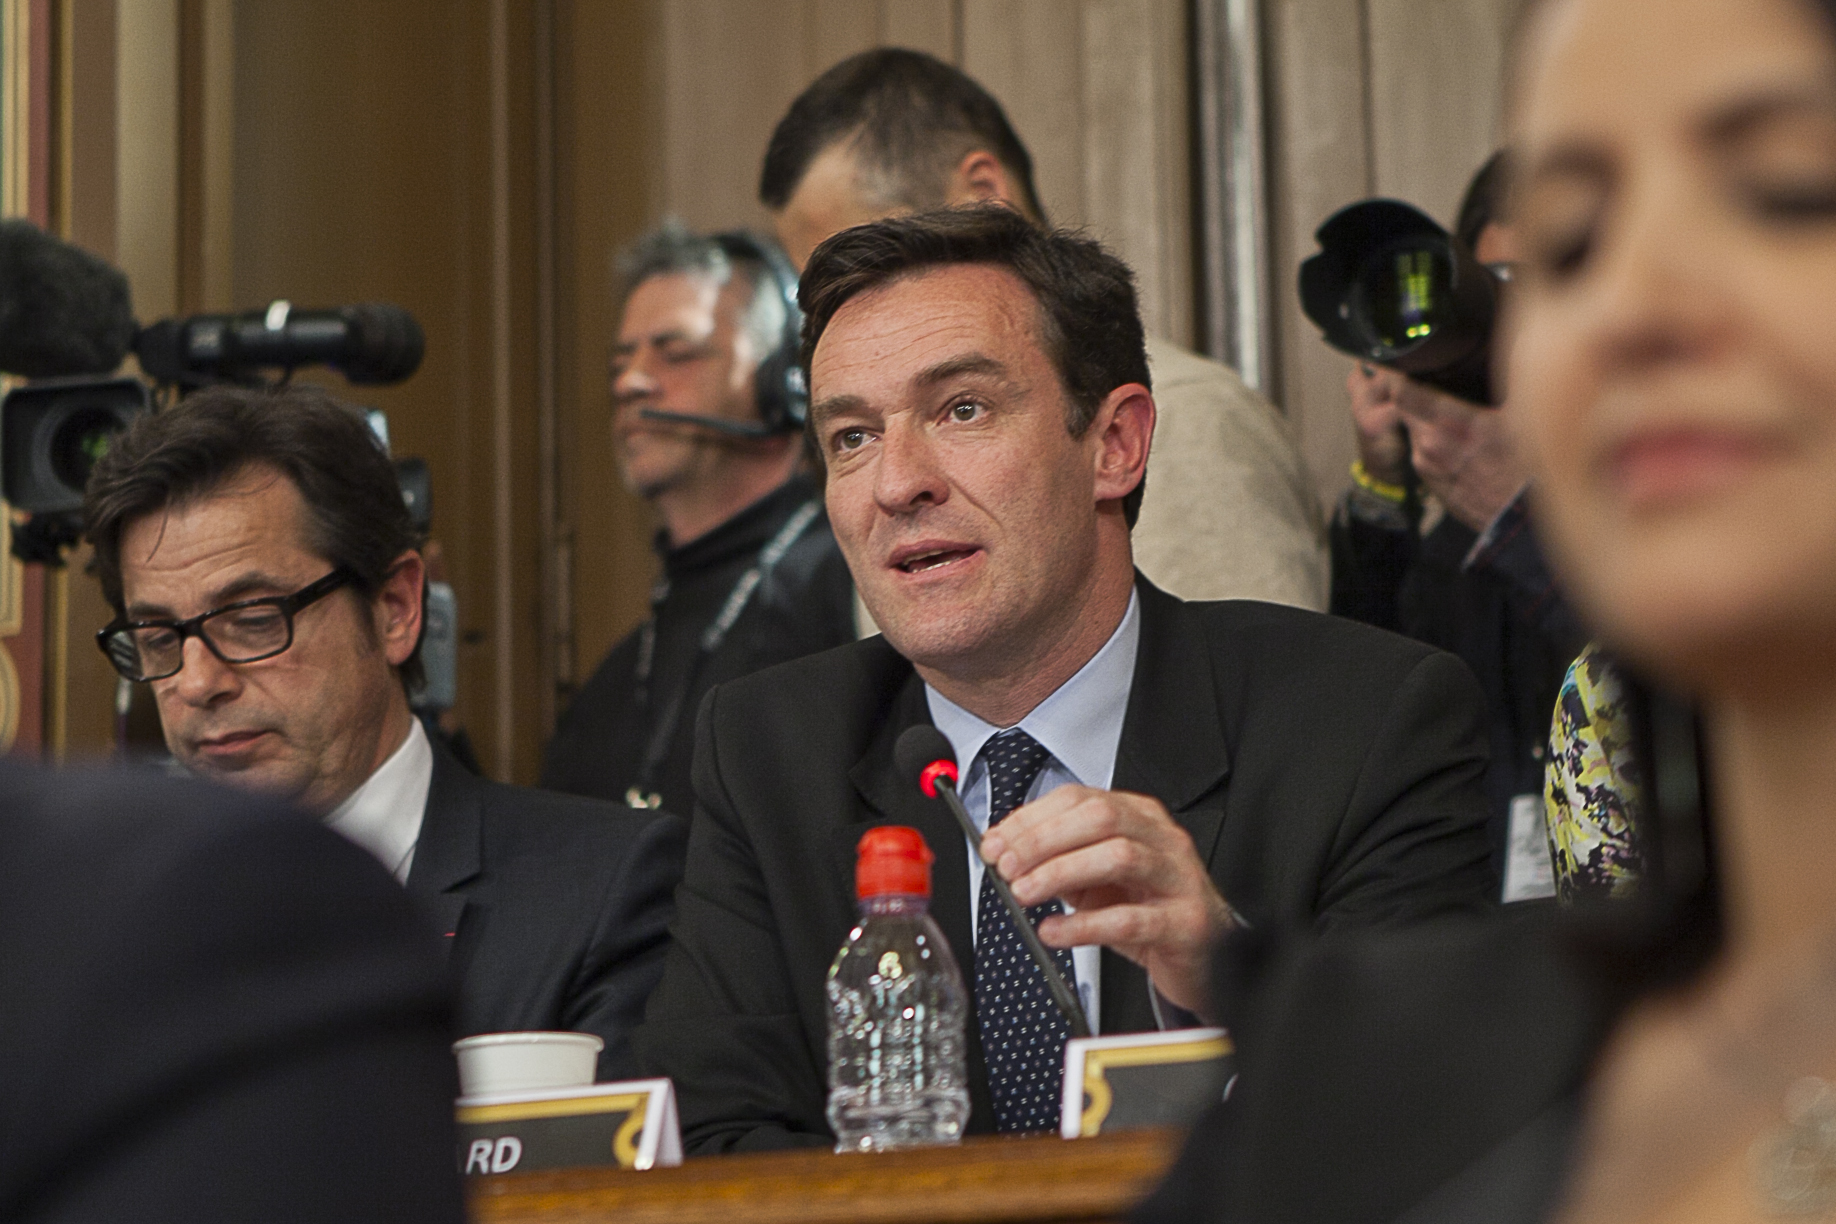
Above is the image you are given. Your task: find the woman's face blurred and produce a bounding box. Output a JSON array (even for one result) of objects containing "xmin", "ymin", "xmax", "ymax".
[{"xmin": 1509, "ymin": 0, "xmax": 1836, "ymax": 691}]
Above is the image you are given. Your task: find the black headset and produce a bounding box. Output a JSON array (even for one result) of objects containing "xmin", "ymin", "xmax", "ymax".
[
  {"xmin": 716, "ymin": 231, "xmax": 807, "ymax": 434},
  {"xmin": 637, "ymin": 230, "xmax": 807, "ymax": 439}
]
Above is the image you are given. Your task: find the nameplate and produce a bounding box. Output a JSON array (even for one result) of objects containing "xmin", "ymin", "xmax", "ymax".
[
  {"xmin": 456, "ymin": 1078, "xmax": 681, "ymax": 1174},
  {"xmin": 1059, "ymin": 1028, "xmax": 1233, "ymax": 1138}
]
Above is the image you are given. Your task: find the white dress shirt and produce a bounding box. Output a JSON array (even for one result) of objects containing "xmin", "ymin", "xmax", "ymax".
[
  {"xmin": 324, "ymin": 717, "xmax": 434, "ymax": 883},
  {"xmin": 924, "ymin": 589, "xmax": 1142, "ymax": 1035}
]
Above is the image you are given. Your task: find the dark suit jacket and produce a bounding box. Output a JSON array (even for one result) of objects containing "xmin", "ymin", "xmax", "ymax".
[
  {"xmin": 637, "ymin": 576, "xmax": 1497, "ymax": 1153},
  {"xmin": 407, "ymin": 744, "xmax": 687, "ymax": 1082},
  {"xmin": 0, "ymin": 761, "xmax": 463, "ymax": 1224},
  {"xmin": 1136, "ymin": 914, "xmax": 1613, "ymax": 1224}
]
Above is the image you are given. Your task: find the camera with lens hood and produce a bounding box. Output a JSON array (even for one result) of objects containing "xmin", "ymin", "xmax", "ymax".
[{"xmin": 1299, "ymin": 198, "xmax": 1505, "ymax": 407}]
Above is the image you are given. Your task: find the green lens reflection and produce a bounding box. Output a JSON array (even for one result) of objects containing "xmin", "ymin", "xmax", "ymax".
[{"xmin": 1359, "ymin": 242, "xmax": 1450, "ymax": 352}]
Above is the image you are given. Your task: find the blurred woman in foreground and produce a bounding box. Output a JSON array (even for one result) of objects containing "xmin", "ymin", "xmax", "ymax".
[
  {"xmin": 1142, "ymin": 0, "xmax": 1836, "ymax": 1220},
  {"xmin": 1516, "ymin": 0, "xmax": 1836, "ymax": 1216}
]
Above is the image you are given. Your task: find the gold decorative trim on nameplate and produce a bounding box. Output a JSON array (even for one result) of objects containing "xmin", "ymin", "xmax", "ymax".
[
  {"xmin": 0, "ymin": 640, "xmax": 19, "ymax": 752},
  {"xmin": 0, "ymin": 511, "xmax": 23, "ymax": 636},
  {"xmin": 458, "ymin": 1090, "xmax": 645, "ymax": 1125},
  {"xmin": 1077, "ymin": 1031, "xmax": 1233, "ymax": 1137},
  {"xmin": 456, "ymin": 1079, "xmax": 681, "ymax": 1173}
]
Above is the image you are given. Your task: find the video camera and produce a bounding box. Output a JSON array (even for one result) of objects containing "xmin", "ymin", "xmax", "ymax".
[
  {"xmin": 0, "ymin": 218, "xmax": 425, "ymax": 542},
  {"xmin": 1299, "ymin": 199, "xmax": 1504, "ymax": 407},
  {"xmin": 3, "ymin": 303, "xmax": 424, "ymax": 520},
  {"xmin": 0, "ymin": 220, "xmax": 459, "ymax": 717}
]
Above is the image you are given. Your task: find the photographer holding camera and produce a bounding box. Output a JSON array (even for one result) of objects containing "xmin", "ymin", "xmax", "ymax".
[{"xmin": 1321, "ymin": 153, "xmax": 1587, "ymax": 901}]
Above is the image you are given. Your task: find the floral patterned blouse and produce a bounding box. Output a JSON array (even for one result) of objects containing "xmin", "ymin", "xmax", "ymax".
[{"xmin": 1543, "ymin": 644, "xmax": 1646, "ymax": 903}]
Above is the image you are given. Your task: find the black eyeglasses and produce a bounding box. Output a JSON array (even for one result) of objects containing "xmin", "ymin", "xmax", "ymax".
[{"xmin": 97, "ymin": 569, "xmax": 357, "ymax": 682}]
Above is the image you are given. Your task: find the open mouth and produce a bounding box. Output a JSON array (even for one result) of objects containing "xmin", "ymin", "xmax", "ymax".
[
  {"xmin": 893, "ymin": 547, "xmax": 977, "ymax": 575},
  {"xmin": 196, "ymin": 729, "xmax": 270, "ymax": 753}
]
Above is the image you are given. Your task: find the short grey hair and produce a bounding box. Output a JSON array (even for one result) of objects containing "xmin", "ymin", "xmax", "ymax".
[{"xmin": 615, "ymin": 219, "xmax": 787, "ymax": 369}]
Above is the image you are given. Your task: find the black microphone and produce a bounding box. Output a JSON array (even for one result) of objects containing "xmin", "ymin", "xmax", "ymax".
[
  {"xmin": 894, "ymin": 724, "xmax": 1091, "ymax": 1039},
  {"xmin": 0, "ymin": 219, "xmax": 136, "ymax": 378},
  {"xmin": 637, "ymin": 407, "xmax": 777, "ymax": 439},
  {"xmin": 135, "ymin": 301, "xmax": 424, "ymax": 386}
]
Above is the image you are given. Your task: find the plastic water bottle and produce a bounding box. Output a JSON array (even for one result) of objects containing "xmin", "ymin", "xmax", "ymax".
[{"xmin": 826, "ymin": 825, "xmax": 970, "ymax": 1152}]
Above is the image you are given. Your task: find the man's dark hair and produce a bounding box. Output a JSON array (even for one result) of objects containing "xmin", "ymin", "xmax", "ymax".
[
  {"xmin": 798, "ymin": 203, "xmax": 1149, "ymax": 526},
  {"xmin": 84, "ymin": 383, "xmax": 426, "ymax": 690},
  {"xmin": 1456, "ymin": 149, "xmax": 1514, "ymax": 253},
  {"xmin": 760, "ymin": 49, "xmax": 1046, "ymax": 225}
]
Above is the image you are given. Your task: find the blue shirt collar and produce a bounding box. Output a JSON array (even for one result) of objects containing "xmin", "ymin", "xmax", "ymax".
[{"xmin": 924, "ymin": 588, "xmax": 1140, "ymax": 789}]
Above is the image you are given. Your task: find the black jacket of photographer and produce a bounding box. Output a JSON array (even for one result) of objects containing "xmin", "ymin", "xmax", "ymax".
[
  {"xmin": 542, "ymin": 472, "xmax": 855, "ymax": 817},
  {"xmin": 1330, "ymin": 486, "xmax": 1587, "ymax": 879}
]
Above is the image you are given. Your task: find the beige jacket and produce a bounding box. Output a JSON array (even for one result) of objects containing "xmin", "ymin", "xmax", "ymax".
[{"xmin": 1133, "ymin": 336, "xmax": 1326, "ymax": 609}]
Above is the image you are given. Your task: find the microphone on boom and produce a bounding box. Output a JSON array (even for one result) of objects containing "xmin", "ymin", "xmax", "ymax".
[
  {"xmin": 637, "ymin": 407, "xmax": 778, "ymax": 439},
  {"xmin": 135, "ymin": 300, "xmax": 424, "ymax": 386},
  {"xmin": 894, "ymin": 724, "xmax": 1091, "ymax": 1038}
]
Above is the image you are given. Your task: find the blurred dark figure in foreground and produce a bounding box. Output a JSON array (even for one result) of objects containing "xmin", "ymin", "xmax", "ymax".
[{"xmin": 0, "ymin": 760, "xmax": 462, "ymax": 1224}]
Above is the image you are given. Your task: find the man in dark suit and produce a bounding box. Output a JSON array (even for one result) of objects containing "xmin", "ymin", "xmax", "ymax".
[
  {"xmin": 637, "ymin": 205, "xmax": 1496, "ymax": 1151},
  {"xmin": 0, "ymin": 759, "xmax": 465, "ymax": 1223},
  {"xmin": 82, "ymin": 384, "xmax": 686, "ymax": 1082}
]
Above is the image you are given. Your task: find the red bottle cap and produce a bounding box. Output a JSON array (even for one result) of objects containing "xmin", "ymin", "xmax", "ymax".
[{"xmin": 856, "ymin": 825, "xmax": 934, "ymax": 898}]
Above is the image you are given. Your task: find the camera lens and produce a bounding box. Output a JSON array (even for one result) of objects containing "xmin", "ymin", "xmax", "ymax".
[
  {"xmin": 1352, "ymin": 238, "xmax": 1454, "ymax": 357},
  {"xmin": 48, "ymin": 405, "xmax": 126, "ymax": 494}
]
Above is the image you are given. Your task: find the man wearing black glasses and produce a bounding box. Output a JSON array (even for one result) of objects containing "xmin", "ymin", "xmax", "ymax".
[{"xmin": 82, "ymin": 384, "xmax": 687, "ymax": 1082}]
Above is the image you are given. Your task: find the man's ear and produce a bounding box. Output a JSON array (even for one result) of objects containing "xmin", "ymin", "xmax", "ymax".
[
  {"xmin": 945, "ymin": 150, "xmax": 1017, "ymax": 208},
  {"xmin": 375, "ymin": 550, "xmax": 426, "ymax": 668},
  {"xmin": 1091, "ymin": 383, "xmax": 1155, "ymax": 508}
]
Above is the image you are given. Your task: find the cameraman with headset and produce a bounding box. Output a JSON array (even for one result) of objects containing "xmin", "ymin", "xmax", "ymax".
[
  {"xmin": 1321, "ymin": 153, "xmax": 1586, "ymax": 902},
  {"xmin": 541, "ymin": 223, "xmax": 854, "ymax": 817}
]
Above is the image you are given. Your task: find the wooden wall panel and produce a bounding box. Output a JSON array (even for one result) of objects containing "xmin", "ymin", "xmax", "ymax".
[
  {"xmin": 881, "ymin": 0, "xmax": 959, "ymax": 58},
  {"xmin": 658, "ymin": 0, "xmax": 804, "ymax": 231},
  {"xmin": 56, "ymin": 0, "xmax": 122, "ymax": 760},
  {"xmin": 114, "ymin": 0, "xmax": 177, "ymax": 320},
  {"xmin": 653, "ymin": 0, "xmax": 960, "ymax": 237},
  {"xmin": 960, "ymin": 0, "xmax": 1192, "ymax": 344},
  {"xmin": 960, "ymin": 0, "xmax": 1082, "ymax": 229},
  {"xmin": 1080, "ymin": 0, "xmax": 1190, "ymax": 346},
  {"xmin": 554, "ymin": 0, "xmax": 666, "ymax": 714},
  {"xmin": 229, "ymin": 0, "xmax": 551, "ymax": 781},
  {"xmin": 1264, "ymin": 0, "xmax": 1372, "ymax": 512},
  {"xmin": 1366, "ymin": 0, "xmax": 1513, "ymax": 226}
]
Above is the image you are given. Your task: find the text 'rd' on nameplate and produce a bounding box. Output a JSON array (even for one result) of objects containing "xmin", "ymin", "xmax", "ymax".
[{"xmin": 457, "ymin": 1078, "xmax": 680, "ymax": 1174}]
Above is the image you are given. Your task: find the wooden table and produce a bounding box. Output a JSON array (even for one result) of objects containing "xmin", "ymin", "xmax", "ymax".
[{"xmin": 467, "ymin": 1128, "xmax": 1181, "ymax": 1224}]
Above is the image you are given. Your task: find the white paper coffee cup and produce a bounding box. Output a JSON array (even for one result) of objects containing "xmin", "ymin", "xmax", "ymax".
[{"xmin": 453, "ymin": 1031, "xmax": 604, "ymax": 1097}]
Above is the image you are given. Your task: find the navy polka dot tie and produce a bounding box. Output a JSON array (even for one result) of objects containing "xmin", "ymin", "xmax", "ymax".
[{"xmin": 974, "ymin": 727, "xmax": 1078, "ymax": 1134}]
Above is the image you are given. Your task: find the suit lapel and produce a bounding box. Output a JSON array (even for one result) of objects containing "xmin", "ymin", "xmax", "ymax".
[
  {"xmin": 1105, "ymin": 576, "xmax": 1234, "ymax": 1032},
  {"xmin": 405, "ymin": 740, "xmax": 484, "ymax": 962},
  {"xmin": 1112, "ymin": 575, "xmax": 1232, "ymax": 814},
  {"xmin": 843, "ymin": 672, "xmax": 974, "ymax": 965}
]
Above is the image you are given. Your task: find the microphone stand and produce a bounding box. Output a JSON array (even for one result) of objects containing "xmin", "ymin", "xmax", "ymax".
[{"xmin": 929, "ymin": 775, "xmax": 1092, "ymax": 1039}]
